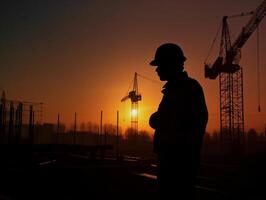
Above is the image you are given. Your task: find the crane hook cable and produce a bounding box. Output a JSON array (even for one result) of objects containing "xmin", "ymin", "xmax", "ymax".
[
  {"xmin": 204, "ymin": 21, "xmax": 223, "ymax": 64},
  {"xmin": 257, "ymin": 24, "xmax": 261, "ymax": 112}
]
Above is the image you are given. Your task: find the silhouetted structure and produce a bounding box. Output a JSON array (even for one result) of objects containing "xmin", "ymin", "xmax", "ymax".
[
  {"xmin": 121, "ymin": 72, "xmax": 142, "ymax": 135},
  {"xmin": 0, "ymin": 91, "xmax": 43, "ymax": 144},
  {"xmin": 204, "ymin": 0, "xmax": 266, "ymax": 154},
  {"xmin": 149, "ymin": 43, "xmax": 208, "ymax": 199}
]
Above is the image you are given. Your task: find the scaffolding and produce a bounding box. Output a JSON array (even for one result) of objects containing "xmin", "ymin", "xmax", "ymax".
[{"xmin": 0, "ymin": 91, "xmax": 43, "ymax": 144}]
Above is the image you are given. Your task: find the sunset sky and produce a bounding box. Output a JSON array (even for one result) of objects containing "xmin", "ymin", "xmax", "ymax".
[{"xmin": 1, "ymin": 0, "xmax": 266, "ymax": 134}]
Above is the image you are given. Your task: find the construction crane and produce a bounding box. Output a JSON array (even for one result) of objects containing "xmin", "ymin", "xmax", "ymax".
[
  {"xmin": 121, "ymin": 72, "xmax": 142, "ymax": 135},
  {"xmin": 204, "ymin": 0, "xmax": 266, "ymax": 151}
]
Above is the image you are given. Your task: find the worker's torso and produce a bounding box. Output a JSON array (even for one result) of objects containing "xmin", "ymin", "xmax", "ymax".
[{"xmin": 153, "ymin": 72, "xmax": 206, "ymax": 153}]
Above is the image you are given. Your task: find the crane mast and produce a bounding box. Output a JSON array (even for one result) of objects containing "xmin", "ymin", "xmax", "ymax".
[
  {"xmin": 204, "ymin": 0, "xmax": 266, "ymax": 154},
  {"xmin": 121, "ymin": 72, "xmax": 142, "ymax": 135}
]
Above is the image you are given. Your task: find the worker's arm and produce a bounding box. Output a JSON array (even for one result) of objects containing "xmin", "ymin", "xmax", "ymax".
[{"xmin": 149, "ymin": 91, "xmax": 176, "ymax": 131}]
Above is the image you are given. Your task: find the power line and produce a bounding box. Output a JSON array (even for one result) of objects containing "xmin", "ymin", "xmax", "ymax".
[{"xmin": 204, "ymin": 22, "xmax": 222, "ymax": 64}]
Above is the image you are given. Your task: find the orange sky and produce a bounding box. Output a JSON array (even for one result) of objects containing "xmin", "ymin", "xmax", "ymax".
[{"xmin": 1, "ymin": 0, "xmax": 266, "ymax": 134}]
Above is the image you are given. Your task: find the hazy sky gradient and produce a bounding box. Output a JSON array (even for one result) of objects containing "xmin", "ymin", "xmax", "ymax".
[{"xmin": 1, "ymin": 0, "xmax": 266, "ymax": 133}]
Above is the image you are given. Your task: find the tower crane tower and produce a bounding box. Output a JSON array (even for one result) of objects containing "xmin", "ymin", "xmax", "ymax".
[
  {"xmin": 204, "ymin": 0, "xmax": 266, "ymax": 150},
  {"xmin": 121, "ymin": 72, "xmax": 142, "ymax": 135}
]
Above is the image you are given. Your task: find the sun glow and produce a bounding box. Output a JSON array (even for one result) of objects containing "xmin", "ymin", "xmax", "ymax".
[{"xmin": 131, "ymin": 109, "xmax": 138, "ymax": 117}]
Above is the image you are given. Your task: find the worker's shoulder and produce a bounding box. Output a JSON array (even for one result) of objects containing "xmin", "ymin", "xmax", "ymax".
[{"xmin": 187, "ymin": 76, "xmax": 203, "ymax": 90}]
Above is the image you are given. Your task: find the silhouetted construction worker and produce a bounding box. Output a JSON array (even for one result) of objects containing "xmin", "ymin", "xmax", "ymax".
[{"xmin": 149, "ymin": 43, "xmax": 208, "ymax": 199}]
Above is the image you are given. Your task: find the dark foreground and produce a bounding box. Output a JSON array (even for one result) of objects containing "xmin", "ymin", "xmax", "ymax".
[{"xmin": 0, "ymin": 152, "xmax": 266, "ymax": 200}]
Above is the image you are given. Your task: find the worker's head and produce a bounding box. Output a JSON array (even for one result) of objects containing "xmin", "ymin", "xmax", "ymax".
[{"xmin": 150, "ymin": 43, "xmax": 186, "ymax": 81}]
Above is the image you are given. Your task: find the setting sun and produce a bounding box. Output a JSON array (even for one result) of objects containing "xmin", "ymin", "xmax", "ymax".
[{"xmin": 131, "ymin": 109, "xmax": 138, "ymax": 117}]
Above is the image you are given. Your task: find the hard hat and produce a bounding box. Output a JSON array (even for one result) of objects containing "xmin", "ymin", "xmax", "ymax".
[{"xmin": 150, "ymin": 43, "xmax": 186, "ymax": 66}]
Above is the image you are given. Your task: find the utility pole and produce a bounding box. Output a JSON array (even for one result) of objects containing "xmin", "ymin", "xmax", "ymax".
[
  {"xmin": 73, "ymin": 112, "xmax": 77, "ymax": 144},
  {"xmin": 100, "ymin": 110, "xmax": 103, "ymax": 145},
  {"xmin": 15, "ymin": 103, "xmax": 22, "ymax": 144},
  {"xmin": 29, "ymin": 105, "xmax": 34, "ymax": 144},
  {"xmin": 116, "ymin": 111, "xmax": 120, "ymax": 159},
  {"xmin": 8, "ymin": 102, "xmax": 14, "ymax": 144},
  {"xmin": 56, "ymin": 114, "xmax": 60, "ymax": 144}
]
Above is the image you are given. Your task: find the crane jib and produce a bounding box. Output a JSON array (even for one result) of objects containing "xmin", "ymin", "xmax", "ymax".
[{"xmin": 205, "ymin": 0, "xmax": 266, "ymax": 79}]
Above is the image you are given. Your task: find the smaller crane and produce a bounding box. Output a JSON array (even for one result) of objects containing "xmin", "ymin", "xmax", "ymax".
[{"xmin": 121, "ymin": 72, "xmax": 142, "ymax": 135}]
